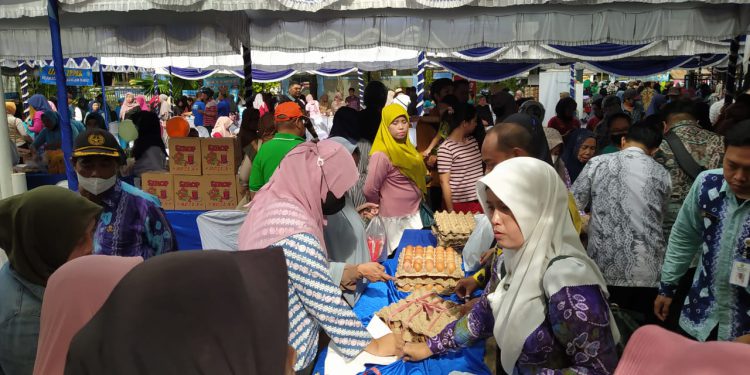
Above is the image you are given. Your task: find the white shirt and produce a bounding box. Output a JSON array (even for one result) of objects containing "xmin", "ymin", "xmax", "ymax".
[
  {"xmin": 572, "ymin": 147, "xmax": 672, "ymax": 287},
  {"xmin": 709, "ymin": 99, "xmax": 725, "ymax": 126}
]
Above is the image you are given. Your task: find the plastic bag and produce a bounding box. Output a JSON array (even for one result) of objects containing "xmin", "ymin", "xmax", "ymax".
[
  {"xmin": 462, "ymin": 214, "xmax": 494, "ymax": 272},
  {"xmin": 366, "ymin": 216, "xmax": 388, "ymax": 262}
]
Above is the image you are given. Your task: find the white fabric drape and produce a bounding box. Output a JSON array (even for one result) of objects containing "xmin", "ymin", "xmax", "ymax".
[
  {"xmin": 244, "ymin": 4, "xmax": 750, "ymax": 52},
  {"xmin": 0, "ymin": 10, "xmax": 242, "ymax": 60},
  {"xmin": 1, "ymin": 0, "xmax": 743, "ymax": 17}
]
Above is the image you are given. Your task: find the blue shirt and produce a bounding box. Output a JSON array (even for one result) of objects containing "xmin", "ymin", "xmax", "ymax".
[
  {"xmin": 192, "ymin": 101, "xmax": 206, "ymax": 126},
  {"xmin": 217, "ymin": 99, "xmax": 230, "ymax": 117},
  {"xmin": 660, "ymin": 169, "xmax": 750, "ymax": 341},
  {"xmin": 93, "ymin": 180, "xmax": 178, "ymax": 258},
  {"xmin": 0, "ymin": 263, "xmax": 45, "ymax": 375}
]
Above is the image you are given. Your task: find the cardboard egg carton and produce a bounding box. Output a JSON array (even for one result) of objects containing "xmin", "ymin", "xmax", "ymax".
[
  {"xmin": 432, "ymin": 211, "xmax": 476, "ymax": 249},
  {"xmin": 395, "ymin": 245, "xmax": 463, "ymax": 293},
  {"xmin": 376, "ymin": 292, "xmax": 461, "ymax": 343}
]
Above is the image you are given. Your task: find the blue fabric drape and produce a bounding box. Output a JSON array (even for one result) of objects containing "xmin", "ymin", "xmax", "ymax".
[
  {"xmin": 309, "ymin": 68, "xmax": 357, "ymax": 76},
  {"xmin": 231, "ymin": 68, "xmax": 296, "ymax": 82},
  {"xmin": 680, "ymin": 54, "xmax": 727, "ymax": 69},
  {"xmin": 438, "ymin": 61, "xmax": 539, "ymax": 82},
  {"xmin": 588, "ymin": 56, "xmax": 694, "ymax": 77},
  {"xmin": 169, "ymin": 67, "xmax": 218, "ymax": 80},
  {"xmin": 454, "ymin": 47, "xmax": 503, "ymax": 59},
  {"xmin": 547, "ymin": 43, "xmax": 651, "ymax": 59}
]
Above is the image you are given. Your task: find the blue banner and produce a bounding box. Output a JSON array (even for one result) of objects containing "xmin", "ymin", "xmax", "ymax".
[
  {"xmin": 181, "ymin": 90, "xmax": 198, "ymax": 97},
  {"xmin": 39, "ymin": 66, "xmax": 93, "ymax": 86}
]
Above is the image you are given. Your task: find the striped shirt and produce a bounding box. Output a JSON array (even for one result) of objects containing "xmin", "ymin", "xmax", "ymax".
[
  {"xmin": 437, "ymin": 137, "xmax": 484, "ymax": 203},
  {"xmin": 349, "ymin": 139, "xmax": 372, "ymax": 209},
  {"xmin": 274, "ymin": 233, "xmax": 371, "ymax": 371}
]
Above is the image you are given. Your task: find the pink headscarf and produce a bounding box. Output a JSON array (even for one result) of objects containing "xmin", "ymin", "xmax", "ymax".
[
  {"xmin": 33, "ymin": 255, "xmax": 143, "ymax": 375},
  {"xmin": 238, "ymin": 140, "xmax": 358, "ymax": 253},
  {"xmin": 135, "ymin": 95, "xmax": 149, "ymax": 111},
  {"xmin": 211, "ymin": 116, "xmax": 234, "ymax": 138},
  {"xmin": 615, "ymin": 325, "xmax": 750, "ymax": 375},
  {"xmin": 119, "ymin": 92, "xmax": 139, "ymax": 120}
]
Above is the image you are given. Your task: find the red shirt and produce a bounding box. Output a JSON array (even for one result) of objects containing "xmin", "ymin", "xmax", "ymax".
[
  {"xmin": 547, "ymin": 116, "xmax": 581, "ymax": 137},
  {"xmin": 587, "ymin": 116, "xmax": 601, "ymax": 131}
]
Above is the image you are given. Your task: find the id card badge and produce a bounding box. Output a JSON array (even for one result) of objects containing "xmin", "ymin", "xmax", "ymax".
[{"xmin": 730, "ymin": 258, "xmax": 750, "ymax": 288}]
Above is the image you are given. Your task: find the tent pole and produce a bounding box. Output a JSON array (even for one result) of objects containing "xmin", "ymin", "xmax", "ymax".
[
  {"xmin": 19, "ymin": 62, "xmax": 30, "ymax": 121},
  {"xmin": 242, "ymin": 44, "xmax": 253, "ymax": 101},
  {"xmin": 416, "ymin": 51, "xmax": 426, "ymax": 116},
  {"xmin": 0, "ymin": 76, "xmax": 14, "ymax": 198},
  {"xmin": 725, "ymin": 35, "xmax": 741, "ymax": 107},
  {"xmin": 47, "ymin": 0, "xmax": 78, "ymax": 191},
  {"xmin": 168, "ymin": 66, "xmax": 173, "ymax": 98},
  {"xmin": 569, "ymin": 63, "xmax": 576, "ymax": 99},
  {"xmin": 357, "ymin": 68, "xmax": 364, "ymax": 105},
  {"xmin": 98, "ymin": 57, "xmax": 110, "ymax": 127}
]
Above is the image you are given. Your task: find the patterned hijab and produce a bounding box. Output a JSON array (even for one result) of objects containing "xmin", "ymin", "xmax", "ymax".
[
  {"xmin": 370, "ymin": 104, "xmax": 427, "ymax": 194},
  {"xmin": 238, "ymin": 140, "xmax": 358, "ymax": 253},
  {"xmin": 478, "ymin": 157, "xmax": 618, "ymax": 373},
  {"xmin": 561, "ymin": 129, "xmax": 596, "ymax": 183}
]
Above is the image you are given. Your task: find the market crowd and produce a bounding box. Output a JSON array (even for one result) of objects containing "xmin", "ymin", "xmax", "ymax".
[{"xmin": 2, "ymin": 76, "xmax": 750, "ymax": 375}]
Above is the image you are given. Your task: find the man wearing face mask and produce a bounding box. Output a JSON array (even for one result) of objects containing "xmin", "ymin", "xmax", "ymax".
[{"xmin": 72, "ymin": 129, "xmax": 177, "ymax": 258}]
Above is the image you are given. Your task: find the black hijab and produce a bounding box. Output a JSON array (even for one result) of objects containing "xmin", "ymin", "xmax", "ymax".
[
  {"xmin": 131, "ymin": 111, "xmax": 167, "ymax": 159},
  {"xmin": 356, "ymin": 81, "xmax": 388, "ymax": 142},
  {"xmin": 562, "ymin": 129, "xmax": 596, "ymax": 183},
  {"xmin": 503, "ymin": 113, "xmax": 553, "ymax": 165},
  {"xmin": 329, "ymin": 106, "xmax": 360, "ymax": 143},
  {"xmin": 65, "ymin": 249, "xmax": 289, "ymax": 375}
]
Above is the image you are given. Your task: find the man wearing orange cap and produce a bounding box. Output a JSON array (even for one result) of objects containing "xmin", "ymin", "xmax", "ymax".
[{"xmin": 248, "ymin": 102, "xmax": 307, "ymax": 192}]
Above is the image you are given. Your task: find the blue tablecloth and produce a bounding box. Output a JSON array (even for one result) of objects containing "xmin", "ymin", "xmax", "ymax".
[
  {"xmin": 165, "ymin": 210, "xmax": 205, "ymax": 250},
  {"xmin": 313, "ymin": 229, "xmax": 491, "ymax": 375},
  {"xmin": 25, "ymin": 173, "xmax": 67, "ymax": 189}
]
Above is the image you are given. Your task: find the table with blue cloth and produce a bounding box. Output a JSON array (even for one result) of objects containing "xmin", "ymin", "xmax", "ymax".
[
  {"xmin": 164, "ymin": 210, "xmax": 204, "ymax": 250},
  {"xmin": 313, "ymin": 229, "xmax": 491, "ymax": 375}
]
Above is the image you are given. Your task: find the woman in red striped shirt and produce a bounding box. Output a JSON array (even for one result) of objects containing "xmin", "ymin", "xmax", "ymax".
[{"xmin": 437, "ymin": 103, "xmax": 485, "ymax": 213}]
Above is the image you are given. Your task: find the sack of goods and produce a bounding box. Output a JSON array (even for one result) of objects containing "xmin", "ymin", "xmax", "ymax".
[
  {"xmin": 432, "ymin": 211, "xmax": 476, "ymax": 249},
  {"xmin": 376, "ymin": 292, "xmax": 461, "ymax": 343},
  {"xmin": 395, "ymin": 245, "xmax": 463, "ymax": 293}
]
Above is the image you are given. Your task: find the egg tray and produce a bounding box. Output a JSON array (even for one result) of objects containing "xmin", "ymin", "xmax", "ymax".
[
  {"xmin": 395, "ymin": 245, "xmax": 463, "ymax": 293},
  {"xmin": 376, "ymin": 292, "xmax": 461, "ymax": 343},
  {"xmin": 432, "ymin": 211, "xmax": 477, "ymax": 249}
]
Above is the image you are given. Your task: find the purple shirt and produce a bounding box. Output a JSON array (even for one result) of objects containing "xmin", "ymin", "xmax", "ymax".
[
  {"xmin": 93, "ymin": 181, "xmax": 177, "ymax": 258},
  {"xmin": 427, "ymin": 284, "xmax": 619, "ymax": 374}
]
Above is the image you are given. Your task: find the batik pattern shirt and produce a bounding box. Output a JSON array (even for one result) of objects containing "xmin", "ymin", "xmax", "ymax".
[
  {"xmin": 654, "ymin": 121, "xmax": 724, "ymax": 236},
  {"xmin": 94, "ymin": 181, "xmax": 177, "ymax": 258},
  {"xmin": 659, "ymin": 170, "xmax": 750, "ymax": 341},
  {"xmin": 275, "ymin": 233, "xmax": 372, "ymax": 371},
  {"xmin": 572, "ymin": 147, "xmax": 671, "ymax": 287},
  {"xmin": 426, "ymin": 285, "xmax": 619, "ymax": 374}
]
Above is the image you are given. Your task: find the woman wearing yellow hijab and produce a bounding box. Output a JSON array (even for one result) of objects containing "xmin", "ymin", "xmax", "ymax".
[{"xmin": 364, "ymin": 104, "xmax": 427, "ymax": 255}]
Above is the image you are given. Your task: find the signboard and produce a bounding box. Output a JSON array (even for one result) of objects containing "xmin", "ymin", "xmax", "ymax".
[
  {"xmin": 39, "ymin": 66, "xmax": 93, "ymax": 86},
  {"xmin": 203, "ymin": 76, "xmax": 240, "ymax": 92},
  {"xmin": 182, "ymin": 90, "xmax": 198, "ymax": 97}
]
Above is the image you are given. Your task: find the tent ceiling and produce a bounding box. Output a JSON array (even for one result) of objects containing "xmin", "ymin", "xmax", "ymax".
[
  {"xmin": 241, "ymin": 4, "xmax": 750, "ymax": 52},
  {"xmin": 0, "ymin": 0, "xmax": 744, "ymax": 17},
  {"xmin": 0, "ymin": 10, "xmax": 244, "ymax": 59}
]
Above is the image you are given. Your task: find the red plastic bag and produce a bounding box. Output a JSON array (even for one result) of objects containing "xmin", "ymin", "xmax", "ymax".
[{"xmin": 366, "ymin": 216, "xmax": 387, "ymax": 262}]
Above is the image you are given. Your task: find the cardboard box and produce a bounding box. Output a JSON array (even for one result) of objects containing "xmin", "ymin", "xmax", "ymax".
[
  {"xmin": 173, "ymin": 175, "xmax": 205, "ymax": 210},
  {"xmin": 169, "ymin": 138, "xmax": 202, "ymax": 175},
  {"xmin": 141, "ymin": 172, "xmax": 175, "ymax": 210},
  {"xmin": 201, "ymin": 174, "xmax": 238, "ymax": 210},
  {"xmin": 201, "ymin": 138, "xmax": 241, "ymax": 175}
]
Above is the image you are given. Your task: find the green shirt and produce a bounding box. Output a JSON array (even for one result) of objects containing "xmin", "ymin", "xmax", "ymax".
[
  {"xmin": 248, "ymin": 133, "xmax": 305, "ymax": 192},
  {"xmin": 660, "ymin": 169, "xmax": 750, "ymax": 341}
]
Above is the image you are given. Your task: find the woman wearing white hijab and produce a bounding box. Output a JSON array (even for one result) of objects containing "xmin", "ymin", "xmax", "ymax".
[{"xmin": 405, "ymin": 157, "xmax": 620, "ymax": 374}]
